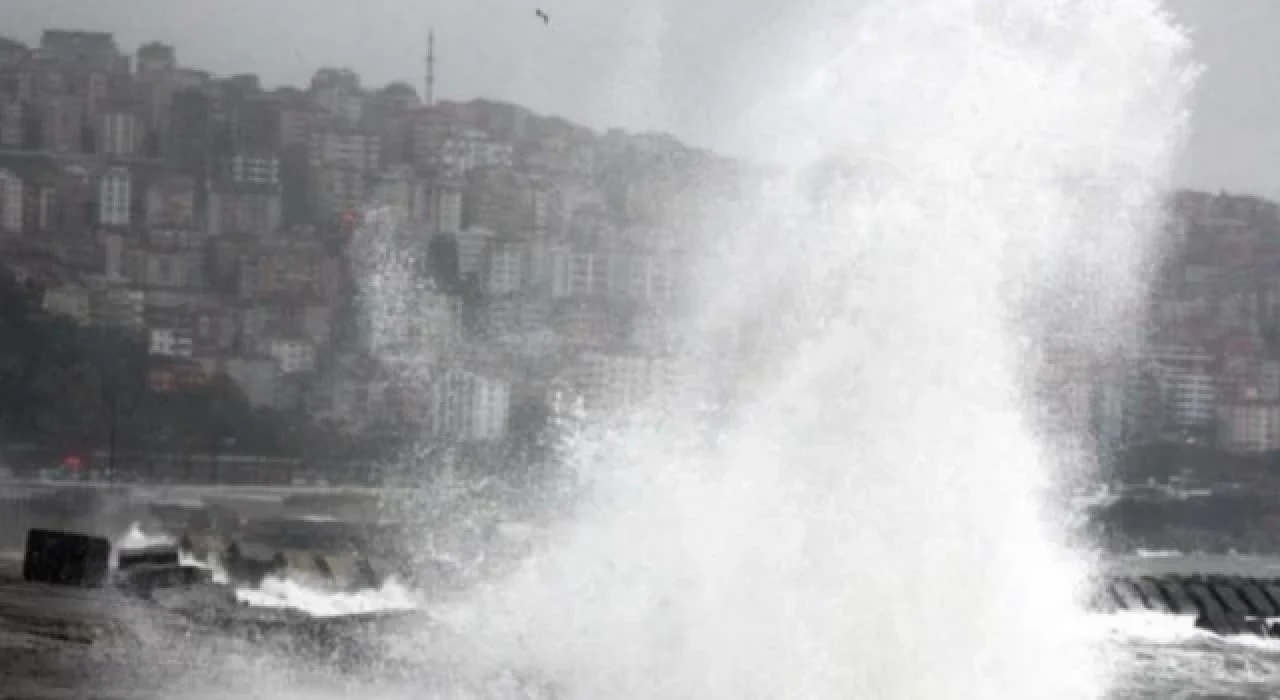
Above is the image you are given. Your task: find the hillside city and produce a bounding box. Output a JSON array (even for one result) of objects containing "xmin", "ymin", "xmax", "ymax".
[{"xmin": 0, "ymin": 29, "xmax": 1276, "ymax": 479}]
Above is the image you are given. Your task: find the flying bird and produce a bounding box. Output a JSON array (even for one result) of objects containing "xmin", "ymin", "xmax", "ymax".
[{"xmin": 535, "ymin": 9, "xmax": 550, "ymax": 24}]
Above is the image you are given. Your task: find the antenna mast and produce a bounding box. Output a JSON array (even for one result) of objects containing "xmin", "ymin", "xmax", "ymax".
[{"xmin": 425, "ymin": 28, "xmax": 436, "ymax": 107}]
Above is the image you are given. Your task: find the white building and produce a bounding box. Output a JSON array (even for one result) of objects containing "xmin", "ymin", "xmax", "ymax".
[
  {"xmin": 540, "ymin": 246, "xmax": 679, "ymax": 304},
  {"xmin": 1219, "ymin": 403, "xmax": 1280, "ymax": 454},
  {"xmin": 309, "ymin": 128, "xmax": 381, "ymax": 173},
  {"xmin": 415, "ymin": 126, "xmax": 513, "ymax": 174},
  {"xmin": 148, "ymin": 328, "xmax": 194, "ymax": 357},
  {"xmin": 0, "ymin": 168, "xmax": 22, "ymax": 234},
  {"xmin": 42, "ymin": 284, "xmax": 92, "ymax": 324},
  {"xmin": 1160, "ymin": 368, "xmax": 1217, "ymax": 431},
  {"xmin": 437, "ymin": 131, "xmax": 514, "ymax": 173},
  {"xmin": 98, "ymin": 111, "xmax": 140, "ymax": 156},
  {"xmin": 99, "ymin": 167, "xmax": 131, "ymax": 227},
  {"xmin": 431, "ymin": 369, "xmax": 510, "ymax": 442}
]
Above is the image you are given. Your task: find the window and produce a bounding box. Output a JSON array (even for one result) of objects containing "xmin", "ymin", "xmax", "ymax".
[{"xmin": 157, "ymin": 256, "xmax": 173, "ymax": 283}]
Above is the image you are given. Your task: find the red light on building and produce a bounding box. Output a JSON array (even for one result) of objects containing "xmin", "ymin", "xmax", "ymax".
[{"xmin": 63, "ymin": 455, "xmax": 82, "ymax": 470}]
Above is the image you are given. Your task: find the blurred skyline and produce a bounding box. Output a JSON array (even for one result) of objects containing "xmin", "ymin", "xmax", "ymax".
[{"xmin": 2, "ymin": 0, "xmax": 1276, "ymax": 196}]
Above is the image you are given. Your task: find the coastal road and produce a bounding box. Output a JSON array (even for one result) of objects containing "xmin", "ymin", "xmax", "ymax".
[{"xmin": 0, "ymin": 478, "xmax": 403, "ymax": 504}]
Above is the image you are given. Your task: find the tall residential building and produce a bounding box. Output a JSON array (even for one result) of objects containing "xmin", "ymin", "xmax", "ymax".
[
  {"xmin": 231, "ymin": 97, "xmax": 280, "ymax": 153},
  {"xmin": 1137, "ymin": 346, "xmax": 1218, "ymax": 435},
  {"xmin": 0, "ymin": 168, "xmax": 23, "ymax": 234},
  {"xmin": 539, "ymin": 246, "xmax": 681, "ymax": 304},
  {"xmin": 309, "ymin": 68, "xmax": 363, "ymax": 123},
  {"xmin": 98, "ymin": 167, "xmax": 131, "ymax": 227},
  {"xmin": 40, "ymin": 95, "xmax": 84, "ymax": 153},
  {"xmin": 485, "ymin": 240, "xmax": 527, "ymax": 296},
  {"xmin": 83, "ymin": 71, "xmax": 111, "ymax": 121},
  {"xmin": 136, "ymin": 42, "xmax": 176, "ymax": 75},
  {"xmin": 169, "ymin": 88, "xmax": 213, "ymax": 179},
  {"xmin": 0, "ymin": 38, "xmax": 29, "ymax": 68},
  {"xmin": 56, "ymin": 165, "xmax": 95, "ymax": 234},
  {"xmin": 98, "ymin": 111, "xmax": 140, "ymax": 156},
  {"xmin": 0, "ymin": 99, "xmax": 22, "ymax": 148},
  {"xmin": 278, "ymin": 106, "xmax": 315, "ymax": 149},
  {"xmin": 1219, "ymin": 402, "xmax": 1280, "ymax": 454},
  {"xmin": 428, "ymin": 181, "xmax": 463, "ymax": 233},
  {"xmin": 40, "ymin": 30, "xmax": 120, "ymax": 66},
  {"xmin": 1162, "ymin": 368, "xmax": 1218, "ymax": 430}
]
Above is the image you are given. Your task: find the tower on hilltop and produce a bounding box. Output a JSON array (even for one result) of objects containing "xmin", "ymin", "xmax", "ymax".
[{"xmin": 425, "ymin": 29, "xmax": 436, "ymax": 107}]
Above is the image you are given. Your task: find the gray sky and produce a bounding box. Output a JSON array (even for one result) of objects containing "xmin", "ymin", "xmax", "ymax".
[{"xmin": 2, "ymin": 0, "xmax": 1277, "ymax": 197}]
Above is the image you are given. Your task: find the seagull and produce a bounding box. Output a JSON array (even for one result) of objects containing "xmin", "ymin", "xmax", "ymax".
[{"xmin": 535, "ymin": 9, "xmax": 550, "ymax": 24}]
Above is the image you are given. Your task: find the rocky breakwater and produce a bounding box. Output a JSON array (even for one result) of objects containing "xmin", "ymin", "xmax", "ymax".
[
  {"xmin": 4, "ymin": 527, "xmax": 423, "ymax": 676},
  {"xmin": 1094, "ymin": 573, "xmax": 1280, "ymax": 637}
]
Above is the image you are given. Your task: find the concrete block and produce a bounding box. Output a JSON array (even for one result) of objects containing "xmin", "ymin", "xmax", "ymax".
[
  {"xmin": 1134, "ymin": 578, "xmax": 1172, "ymax": 614},
  {"xmin": 116, "ymin": 564, "xmax": 214, "ymax": 594},
  {"xmin": 179, "ymin": 532, "xmax": 227, "ymax": 563},
  {"xmin": 1260, "ymin": 583, "xmax": 1280, "ymax": 614},
  {"xmin": 1157, "ymin": 578, "xmax": 1197, "ymax": 615},
  {"xmin": 319, "ymin": 553, "xmax": 379, "ymax": 590},
  {"xmin": 1210, "ymin": 582, "xmax": 1251, "ymax": 618},
  {"xmin": 1236, "ymin": 581, "xmax": 1277, "ymax": 618},
  {"xmin": 1109, "ymin": 580, "xmax": 1147, "ymax": 611},
  {"xmin": 225, "ymin": 541, "xmax": 281, "ymax": 585},
  {"xmin": 1187, "ymin": 583, "xmax": 1231, "ymax": 634},
  {"xmin": 276, "ymin": 549, "xmax": 327, "ymax": 582},
  {"xmin": 117, "ymin": 545, "xmax": 180, "ymax": 570},
  {"xmin": 22, "ymin": 529, "xmax": 111, "ymax": 588}
]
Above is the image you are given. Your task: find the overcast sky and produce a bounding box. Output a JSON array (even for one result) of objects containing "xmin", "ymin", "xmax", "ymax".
[{"xmin": 2, "ymin": 0, "xmax": 1277, "ymax": 197}]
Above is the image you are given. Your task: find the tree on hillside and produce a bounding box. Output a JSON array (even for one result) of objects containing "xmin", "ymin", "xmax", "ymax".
[{"xmin": 30, "ymin": 361, "xmax": 110, "ymax": 453}]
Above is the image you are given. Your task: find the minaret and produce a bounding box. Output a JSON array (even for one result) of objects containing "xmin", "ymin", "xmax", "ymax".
[{"xmin": 425, "ymin": 29, "xmax": 436, "ymax": 107}]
